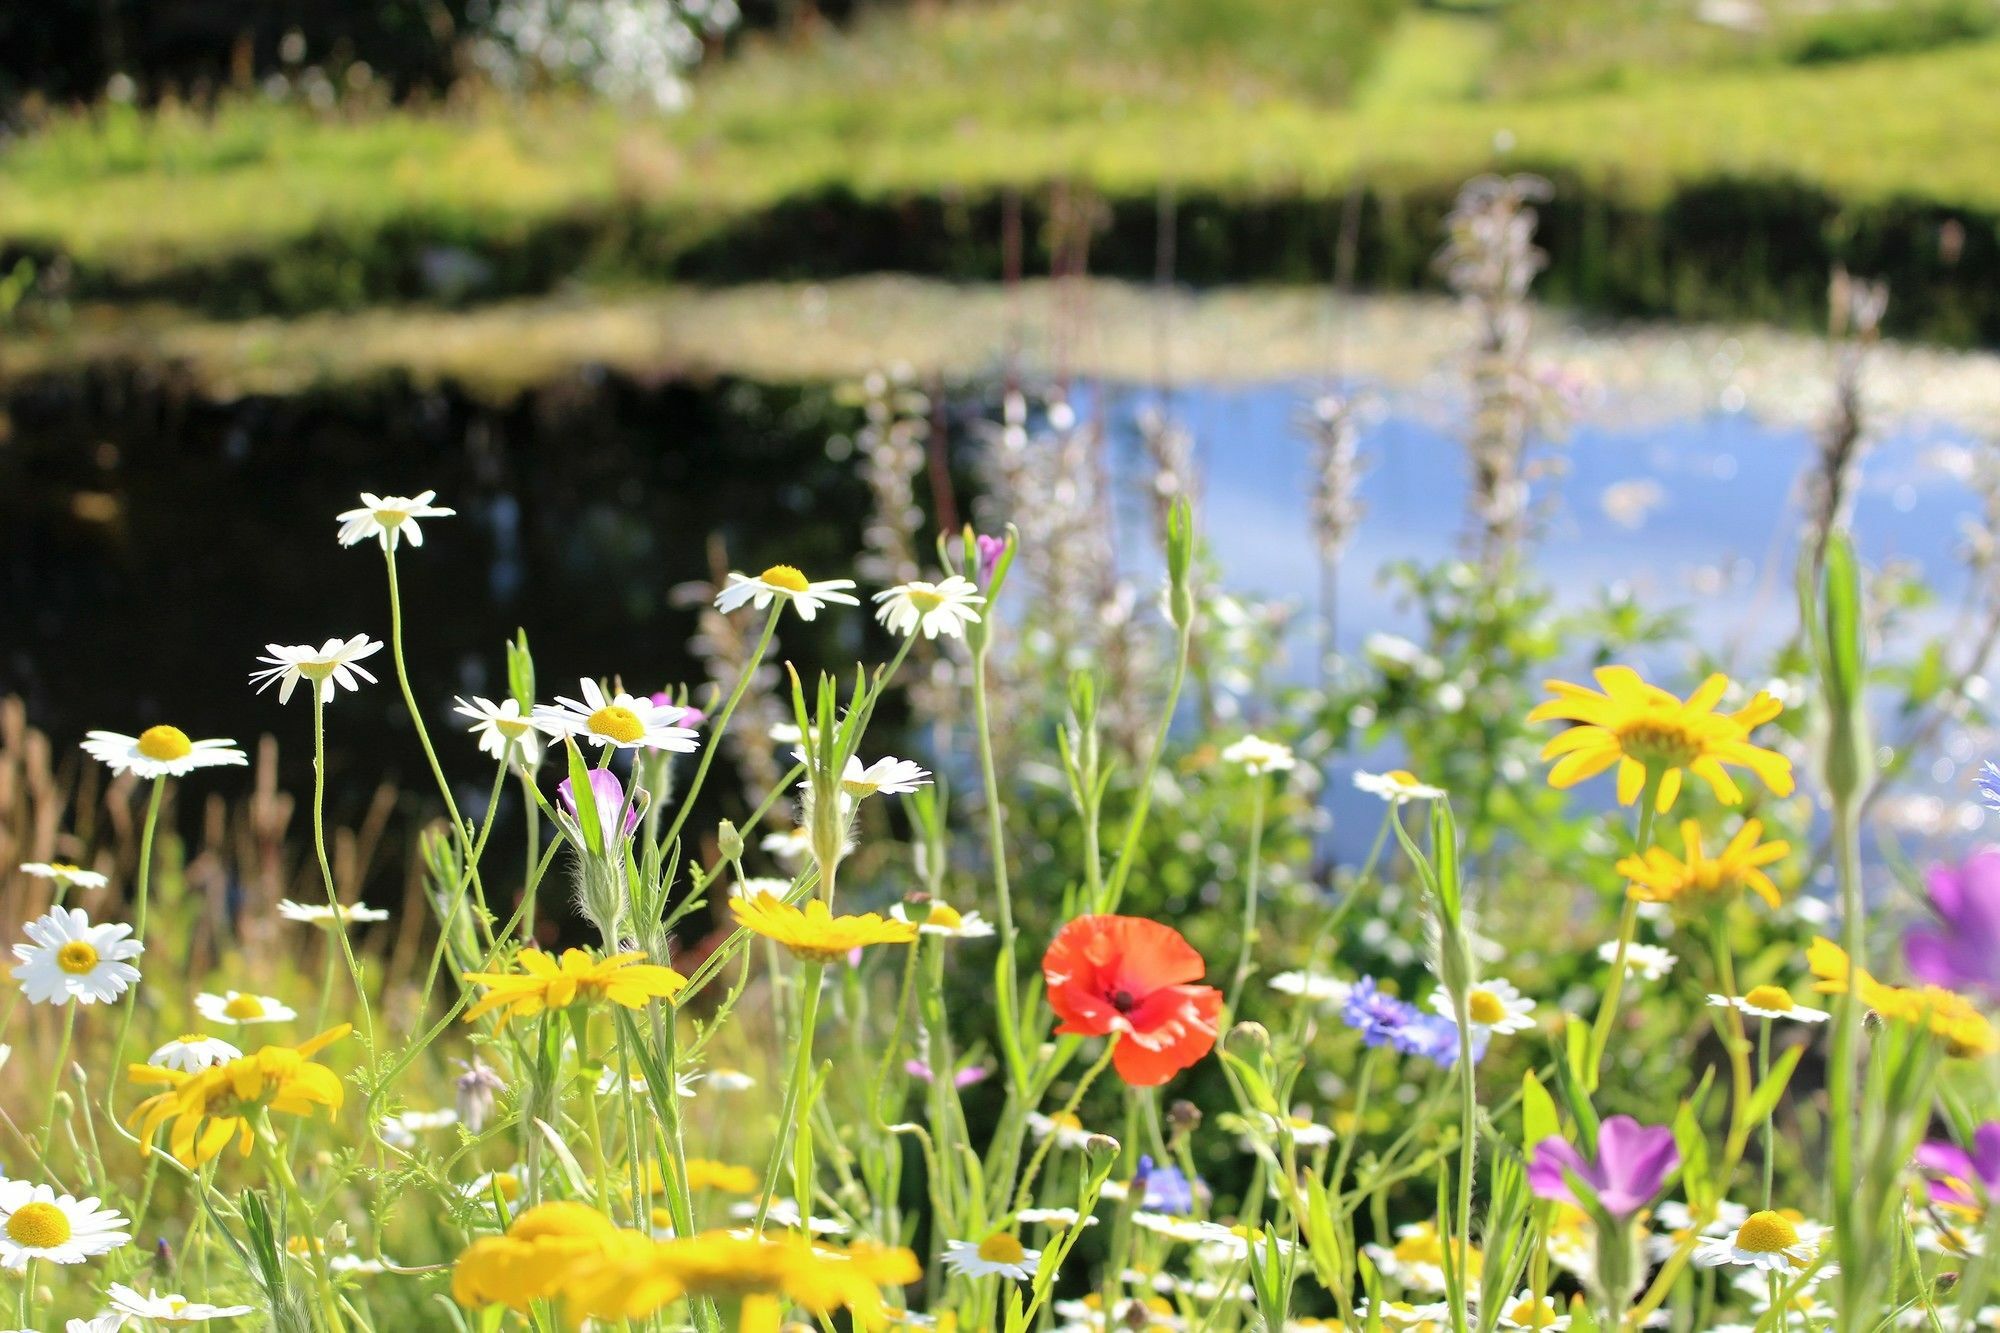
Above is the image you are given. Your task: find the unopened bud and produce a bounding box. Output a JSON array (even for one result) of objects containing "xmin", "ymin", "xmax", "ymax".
[
  {"xmin": 717, "ymin": 819, "xmax": 744, "ymax": 863},
  {"xmin": 1228, "ymin": 1021, "xmax": 1271, "ymax": 1053},
  {"xmin": 1082, "ymin": 1134, "xmax": 1121, "ymax": 1169}
]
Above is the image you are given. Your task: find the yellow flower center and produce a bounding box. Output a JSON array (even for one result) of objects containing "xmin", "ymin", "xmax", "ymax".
[
  {"xmin": 1734, "ymin": 1210, "xmax": 1800, "ymax": 1253},
  {"xmin": 587, "ymin": 705, "xmax": 645, "ymax": 744},
  {"xmin": 1051, "ymin": 1112, "xmax": 1083, "ymax": 1131},
  {"xmin": 759, "ymin": 565, "xmax": 810, "ymax": 593},
  {"xmin": 224, "ymin": 994, "xmax": 267, "ymax": 1019},
  {"xmin": 51, "ymin": 863, "xmax": 82, "ymax": 875},
  {"xmin": 495, "ymin": 717, "xmax": 533, "ymax": 737},
  {"xmin": 1505, "ymin": 1297, "xmax": 1560, "ymax": 1328},
  {"xmin": 492, "ymin": 1172, "xmax": 522, "ymax": 1201},
  {"xmin": 176, "ymin": 1033, "xmax": 206, "ymax": 1045},
  {"xmin": 927, "ymin": 903, "xmax": 964, "ymax": 929},
  {"xmin": 1388, "ymin": 769, "xmax": 1421, "ymax": 786},
  {"xmin": 978, "ymin": 1233, "xmax": 1027, "ymax": 1264},
  {"xmin": 906, "ymin": 588, "xmax": 945, "ymax": 611},
  {"xmin": 1615, "ymin": 720, "xmax": 1701, "ymax": 770},
  {"xmin": 5, "ymin": 1201, "xmax": 72, "ymax": 1248},
  {"xmin": 56, "ymin": 941, "xmax": 99, "ymax": 974},
  {"xmin": 1468, "ymin": 990, "xmax": 1508, "ymax": 1025},
  {"xmin": 137, "ymin": 725, "xmax": 194, "ymax": 761},
  {"xmin": 1744, "ymin": 985, "xmax": 1796, "ymax": 1012}
]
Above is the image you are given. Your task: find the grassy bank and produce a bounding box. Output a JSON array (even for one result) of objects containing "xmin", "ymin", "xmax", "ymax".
[{"xmin": 5, "ymin": 10, "xmax": 2000, "ymax": 336}]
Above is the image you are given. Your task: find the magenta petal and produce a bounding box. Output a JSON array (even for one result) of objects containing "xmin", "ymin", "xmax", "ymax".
[
  {"xmin": 1972, "ymin": 1123, "xmax": 2000, "ymax": 1187},
  {"xmin": 1527, "ymin": 1137, "xmax": 1595, "ymax": 1208},
  {"xmin": 1594, "ymin": 1116, "xmax": 1679, "ymax": 1217},
  {"xmin": 1925, "ymin": 861, "xmax": 1966, "ymax": 921}
]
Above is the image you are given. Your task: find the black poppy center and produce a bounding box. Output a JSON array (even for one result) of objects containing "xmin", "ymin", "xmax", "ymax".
[{"xmin": 1110, "ymin": 988, "xmax": 1139, "ymax": 1013}]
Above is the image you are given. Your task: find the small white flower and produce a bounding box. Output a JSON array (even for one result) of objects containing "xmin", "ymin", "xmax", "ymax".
[
  {"xmin": 326, "ymin": 1252, "xmax": 392, "ymax": 1275},
  {"xmin": 1599, "ymin": 940, "xmax": 1677, "ymax": 981},
  {"xmin": 1258, "ymin": 1112, "xmax": 1336, "ymax": 1148},
  {"xmin": 761, "ymin": 827, "xmax": 812, "ymax": 866},
  {"xmin": 1016, "ymin": 1207, "xmax": 1095, "ymax": 1230},
  {"xmin": 533, "ymin": 679, "xmax": 697, "ymax": 753},
  {"xmin": 1354, "ymin": 769, "xmax": 1447, "ymax": 804},
  {"xmin": 714, "ymin": 565, "xmax": 859, "ymax": 621},
  {"xmin": 0, "ymin": 1182, "xmax": 130, "ymax": 1268},
  {"xmin": 1693, "ymin": 1210, "xmax": 1822, "ymax": 1273},
  {"xmin": 81, "ymin": 727, "xmax": 246, "ymax": 780},
  {"xmin": 460, "ymin": 1171, "xmax": 525, "ymax": 1206},
  {"xmin": 194, "ymin": 991, "xmax": 297, "ymax": 1026},
  {"xmin": 596, "ymin": 1066, "xmax": 650, "ymax": 1096},
  {"xmin": 1221, "ymin": 735, "xmax": 1295, "ymax": 775},
  {"xmin": 335, "ymin": 490, "xmax": 454, "ymax": 551},
  {"xmin": 1027, "ymin": 1111, "xmax": 1097, "ymax": 1150},
  {"xmin": 731, "ymin": 877, "xmax": 792, "ymax": 902},
  {"xmin": 1707, "ymin": 987, "xmax": 1830, "ymax": 1024},
  {"xmin": 452, "ymin": 696, "xmax": 544, "ymax": 767},
  {"xmin": 107, "ymin": 1284, "xmax": 257, "ymax": 1321},
  {"xmin": 1269, "ymin": 970, "xmax": 1351, "ymax": 1006},
  {"xmin": 873, "ymin": 576, "xmax": 985, "ymax": 639},
  {"xmin": 250, "ymin": 636, "xmax": 383, "ymax": 705},
  {"xmin": 768, "ymin": 722, "xmax": 803, "ymax": 745},
  {"xmin": 379, "ymin": 1108, "xmax": 459, "ymax": 1148},
  {"xmin": 705, "ymin": 1068, "xmax": 757, "ymax": 1093},
  {"xmin": 67, "ymin": 1318, "xmax": 130, "ymax": 1333},
  {"xmin": 1354, "ymin": 1300, "xmax": 1454, "ymax": 1328},
  {"xmin": 148, "ymin": 1034, "xmax": 242, "ymax": 1073},
  {"xmin": 727, "ymin": 1199, "xmax": 848, "ymax": 1235},
  {"xmin": 943, "ymin": 1233, "xmax": 1040, "ymax": 1281},
  {"xmin": 1647, "ymin": 1199, "xmax": 1750, "ymax": 1261},
  {"xmin": 277, "ymin": 899, "xmax": 389, "ymax": 927},
  {"xmin": 12, "ymin": 907, "xmax": 142, "ymax": 1005},
  {"xmin": 891, "ymin": 901, "xmax": 996, "ymax": 938},
  {"xmin": 1496, "ymin": 1292, "xmax": 1570, "ymax": 1331},
  {"xmin": 1431, "ymin": 978, "xmax": 1537, "ymax": 1036},
  {"xmin": 1133, "ymin": 1213, "xmax": 1238, "ymax": 1245},
  {"xmin": 837, "ymin": 754, "xmax": 931, "ymax": 797},
  {"xmin": 19, "ymin": 863, "xmax": 108, "ymax": 892}
]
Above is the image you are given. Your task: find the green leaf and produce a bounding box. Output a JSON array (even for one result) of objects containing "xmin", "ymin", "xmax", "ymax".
[
  {"xmin": 1741, "ymin": 1044, "xmax": 1805, "ymax": 1129},
  {"xmin": 1521, "ymin": 1070, "xmax": 1558, "ymax": 1151},
  {"xmin": 562, "ymin": 740, "xmax": 603, "ymax": 857}
]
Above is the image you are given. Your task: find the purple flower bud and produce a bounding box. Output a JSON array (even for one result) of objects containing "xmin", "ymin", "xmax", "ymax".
[
  {"xmin": 455, "ymin": 1058, "xmax": 506, "ymax": 1134},
  {"xmin": 558, "ymin": 768, "xmax": 642, "ymax": 847},
  {"xmin": 976, "ymin": 532, "xmax": 1009, "ymax": 583},
  {"xmin": 1528, "ymin": 1115, "xmax": 1679, "ymax": 1219}
]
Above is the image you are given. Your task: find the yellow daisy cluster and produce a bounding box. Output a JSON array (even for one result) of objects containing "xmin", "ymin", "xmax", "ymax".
[
  {"xmin": 1807, "ymin": 938, "xmax": 1999, "ymax": 1057},
  {"xmin": 128, "ymin": 1026, "xmax": 350, "ymax": 1165},
  {"xmin": 1530, "ymin": 667, "xmax": 1793, "ymax": 811},
  {"xmin": 1618, "ymin": 819, "xmax": 1790, "ymax": 911},
  {"xmin": 462, "ymin": 948, "xmax": 686, "ymax": 1027},
  {"xmin": 731, "ymin": 894, "xmax": 919, "ymax": 964}
]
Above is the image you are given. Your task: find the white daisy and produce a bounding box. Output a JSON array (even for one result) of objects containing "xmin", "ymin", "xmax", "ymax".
[
  {"xmin": 80, "ymin": 727, "xmax": 247, "ymax": 780},
  {"xmin": 249, "ymin": 636, "xmax": 383, "ymax": 705},
  {"xmin": 596, "ymin": 1066, "xmax": 651, "ymax": 1096},
  {"xmin": 1692, "ymin": 1210, "xmax": 1822, "ymax": 1273},
  {"xmin": 148, "ymin": 1034, "xmax": 243, "ymax": 1073},
  {"xmin": 461, "ymin": 1171, "xmax": 525, "ymax": 1206},
  {"xmin": 1646, "ymin": 1199, "xmax": 1750, "ymax": 1261},
  {"xmin": 1132, "ymin": 1213, "xmax": 1238, "ymax": 1245},
  {"xmin": 761, "ymin": 827, "xmax": 812, "ymax": 866},
  {"xmin": 532, "ymin": 679, "xmax": 697, "ymax": 753},
  {"xmin": 873, "ymin": 576, "xmax": 985, "ymax": 639},
  {"xmin": 731, "ymin": 877, "xmax": 792, "ymax": 902},
  {"xmin": 1258, "ymin": 1112, "xmax": 1336, "ymax": 1148},
  {"xmin": 768, "ymin": 722, "xmax": 803, "ymax": 745},
  {"xmin": 1599, "ymin": 940, "xmax": 1677, "ymax": 981},
  {"xmin": 837, "ymin": 754, "xmax": 932, "ymax": 797},
  {"xmin": 1431, "ymin": 978, "xmax": 1537, "ymax": 1036},
  {"xmin": 727, "ymin": 1199, "xmax": 849, "ymax": 1236},
  {"xmin": 452, "ymin": 696, "xmax": 544, "ymax": 766},
  {"xmin": 326, "ymin": 1252, "xmax": 392, "ymax": 1275},
  {"xmin": 67, "ymin": 1318, "xmax": 130, "ymax": 1333},
  {"xmin": 12, "ymin": 907, "xmax": 142, "ymax": 1005},
  {"xmin": 1496, "ymin": 1293, "xmax": 1569, "ymax": 1331},
  {"xmin": 380, "ymin": 1108, "xmax": 458, "ymax": 1148},
  {"xmin": 943, "ymin": 1233, "xmax": 1040, "ymax": 1282},
  {"xmin": 706, "ymin": 1068, "xmax": 757, "ymax": 1093},
  {"xmin": 1707, "ymin": 986, "xmax": 1830, "ymax": 1024},
  {"xmin": 107, "ymin": 1285, "xmax": 256, "ymax": 1321},
  {"xmin": 19, "ymin": 863, "xmax": 108, "ymax": 892},
  {"xmin": 1354, "ymin": 769, "xmax": 1447, "ymax": 803},
  {"xmin": 714, "ymin": 565, "xmax": 859, "ymax": 621},
  {"xmin": 194, "ymin": 991, "xmax": 297, "ymax": 1026},
  {"xmin": 1027, "ymin": 1111, "xmax": 1097, "ymax": 1150},
  {"xmin": 1269, "ymin": 970, "xmax": 1351, "ymax": 1006},
  {"xmin": 1353, "ymin": 1300, "xmax": 1453, "ymax": 1329},
  {"xmin": 891, "ymin": 901, "xmax": 996, "ymax": 938},
  {"xmin": 1221, "ymin": 735, "xmax": 1296, "ymax": 775},
  {"xmin": 276, "ymin": 899, "xmax": 389, "ymax": 927},
  {"xmin": 0, "ymin": 1183, "xmax": 130, "ymax": 1268},
  {"xmin": 335, "ymin": 490, "xmax": 454, "ymax": 551},
  {"xmin": 1016, "ymin": 1207, "xmax": 1095, "ymax": 1230}
]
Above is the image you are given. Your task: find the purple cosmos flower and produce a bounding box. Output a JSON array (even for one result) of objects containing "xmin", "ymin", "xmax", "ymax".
[
  {"xmin": 1915, "ymin": 1122, "xmax": 2000, "ymax": 1211},
  {"xmin": 1528, "ymin": 1115, "xmax": 1679, "ymax": 1219},
  {"xmin": 976, "ymin": 533, "xmax": 1009, "ymax": 583},
  {"xmin": 1134, "ymin": 1156, "xmax": 1195, "ymax": 1213},
  {"xmin": 1904, "ymin": 850, "xmax": 2000, "ymax": 1001},
  {"xmin": 904, "ymin": 1059, "xmax": 990, "ymax": 1089},
  {"xmin": 558, "ymin": 768, "xmax": 642, "ymax": 847}
]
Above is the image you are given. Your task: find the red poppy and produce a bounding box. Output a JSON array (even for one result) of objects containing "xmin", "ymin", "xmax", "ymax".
[{"xmin": 1042, "ymin": 914, "xmax": 1222, "ymax": 1086}]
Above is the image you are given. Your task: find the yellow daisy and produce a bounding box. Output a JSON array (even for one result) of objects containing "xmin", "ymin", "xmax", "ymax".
[
  {"xmin": 560, "ymin": 1229, "xmax": 920, "ymax": 1325},
  {"xmin": 730, "ymin": 895, "xmax": 919, "ymax": 964},
  {"xmin": 462, "ymin": 948, "xmax": 686, "ymax": 1028},
  {"xmin": 128, "ymin": 1025, "xmax": 350, "ymax": 1165},
  {"xmin": 1529, "ymin": 667, "xmax": 1792, "ymax": 811},
  {"xmin": 1807, "ymin": 938, "xmax": 1998, "ymax": 1057},
  {"xmin": 452, "ymin": 1202, "xmax": 623, "ymax": 1312},
  {"xmin": 1618, "ymin": 819, "xmax": 1790, "ymax": 910}
]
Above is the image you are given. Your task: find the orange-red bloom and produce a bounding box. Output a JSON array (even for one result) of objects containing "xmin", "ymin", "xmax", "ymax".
[{"xmin": 1042, "ymin": 915, "xmax": 1222, "ymax": 1086}]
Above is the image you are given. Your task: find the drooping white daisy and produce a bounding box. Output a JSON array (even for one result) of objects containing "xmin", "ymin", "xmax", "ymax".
[
  {"xmin": 0, "ymin": 1183, "xmax": 130, "ymax": 1268},
  {"xmin": 1599, "ymin": 940, "xmax": 1677, "ymax": 981},
  {"xmin": 1016, "ymin": 1207, "xmax": 1095, "ymax": 1230},
  {"xmin": 942, "ymin": 1233, "xmax": 1041, "ymax": 1282},
  {"xmin": 276, "ymin": 899, "xmax": 390, "ymax": 927},
  {"xmin": 335, "ymin": 490, "xmax": 455, "ymax": 551},
  {"xmin": 873, "ymin": 576, "xmax": 985, "ymax": 639},
  {"xmin": 452, "ymin": 696, "xmax": 544, "ymax": 767},
  {"xmin": 1027, "ymin": 1110, "xmax": 1097, "ymax": 1150},
  {"xmin": 80, "ymin": 727, "xmax": 247, "ymax": 780},
  {"xmin": 1707, "ymin": 985, "xmax": 1830, "ymax": 1024},
  {"xmin": 1354, "ymin": 769, "xmax": 1447, "ymax": 804},
  {"xmin": 1258, "ymin": 1112, "xmax": 1336, "ymax": 1148},
  {"xmin": 836, "ymin": 755, "xmax": 932, "ymax": 798},
  {"xmin": 148, "ymin": 1034, "xmax": 243, "ymax": 1073},
  {"xmin": 1692, "ymin": 1210, "xmax": 1822, "ymax": 1273},
  {"xmin": 1431, "ymin": 978, "xmax": 1538, "ymax": 1036},
  {"xmin": 249, "ymin": 636, "xmax": 383, "ymax": 705},
  {"xmin": 532, "ymin": 679, "xmax": 697, "ymax": 753},
  {"xmin": 19, "ymin": 863, "xmax": 108, "ymax": 892},
  {"xmin": 714, "ymin": 565, "xmax": 859, "ymax": 621},
  {"xmin": 11, "ymin": 907, "xmax": 143, "ymax": 1005},
  {"xmin": 1269, "ymin": 970, "xmax": 1351, "ymax": 1006},
  {"xmin": 194, "ymin": 991, "xmax": 297, "ymax": 1026},
  {"xmin": 1221, "ymin": 735, "xmax": 1295, "ymax": 775},
  {"xmin": 107, "ymin": 1284, "xmax": 257, "ymax": 1322},
  {"xmin": 891, "ymin": 901, "xmax": 996, "ymax": 938}
]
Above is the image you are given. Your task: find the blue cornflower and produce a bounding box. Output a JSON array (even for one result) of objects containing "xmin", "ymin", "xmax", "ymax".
[
  {"xmin": 1978, "ymin": 761, "xmax": 2000, "ymax": 811},
  {"xmin": 1340, "ymin": 976, "xmax": 1420, "ymax": 1048},
  {"xmin": 1394, "ymin": 1013, "xmax": 1489, "ymax": 1069},
  {"xmin": 1133, "ymin": 1155, "xmax": 1195, "ymax": 1214}
]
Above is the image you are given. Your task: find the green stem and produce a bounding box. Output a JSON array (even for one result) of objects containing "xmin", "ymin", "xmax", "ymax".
[
  {"xmin": 969, "ymin": 638, "xmax": 1024, "ymax": 1091},
  {"xmin": 1586, "ymin": 769, "xmax": 1660, "ymax": 1090},
  {"xmin": 37, "ymin": 1004, "xmax": 77, "ymax": 1160},
  {"xmin": 102, "ymin": 777, "xmax": 166, "ymax": 1116},
  {"xmin": 1758, "ymin": 1019, "xmax": 1774, "ymax": 1211},
  {"xmin": 754, "ymin": 958, "xmax": 825, "ymax": 1233},
  {"xmin": 257, "ymin": 1114, "xmax": 343, "ymax": 1331},
  {"xmin": 1228, "ymin": 780, "xmax": 1269, "ymax": 1016},
  {"xmin": 658, "ymin": 606, "xmax": 783, "ymax": 856},
  {"xmin": 312, "ymin": 684, "xmax": 376, "ymax": 1051}
]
